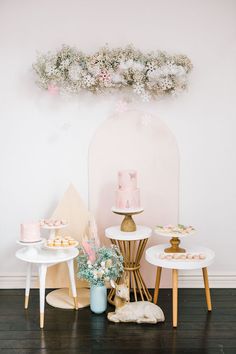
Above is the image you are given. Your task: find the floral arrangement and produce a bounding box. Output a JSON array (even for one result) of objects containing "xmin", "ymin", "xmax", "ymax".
[
  {"xmin": 77, "ymin": 240, "xmax": 124, "ymax": 286},
  {"xmin": 33, "ymin": 45, "xmax": 193, "ymax": 101}
]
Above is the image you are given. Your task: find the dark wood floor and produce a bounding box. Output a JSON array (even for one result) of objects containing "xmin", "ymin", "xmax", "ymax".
[{"xmin": 0, "ymin": 289, "xmax": 235, "ymax": 354}]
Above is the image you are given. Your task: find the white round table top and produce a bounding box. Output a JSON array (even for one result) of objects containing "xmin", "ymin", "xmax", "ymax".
[
  {"xmin": 145, "ymin": 244, "xmax": 215, "ymax": 270},
  {"xmin": 105, "ymin": 225, "xmax": 152, "ymax": 241},
  {"xmin": 16, "ymin": 246, "xmax": 79, "ymax": 264}
]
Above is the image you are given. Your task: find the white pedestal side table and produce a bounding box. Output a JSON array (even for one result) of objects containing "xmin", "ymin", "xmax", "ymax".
[
  {"xmin": 16, "ymin": 246, "xmax": 79, "ymax": 328},
  {"xmin": 145, "ymin": 244, "xmax": 215, "ymax": 328},
  {"xmin": 105, "ymin": 225, "xmax": 152, "ymax": 304}
]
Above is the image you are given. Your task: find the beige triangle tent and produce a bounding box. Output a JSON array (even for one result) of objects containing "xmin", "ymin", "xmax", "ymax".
[{"xmin": 46, "ymin": 183, "xmax": 90, "ymax": 289}]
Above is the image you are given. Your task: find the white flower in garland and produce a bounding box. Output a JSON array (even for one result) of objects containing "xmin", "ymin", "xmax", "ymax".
[
  {"xmin": 146, "ymin": 62, "xmax": 156, "ymax": 72},
  {"xmin": 60, "ymin": 58, "xmax": 70, "ymax": 69},
  {"xmin": 175, "ymin": 65, "xmax": 186, "ymax": 77},
  {"xmin": 88, "ymin": 64, "xmax": 101, "ymax": 77},
  {"xmin": 158, "ymin": 77, "xmax": 174, "ymax": 90},
  {"xmin": 83, "ymin": 74, "xmax": 95, "ymax": 87},
  {"xmin": 132, "ymin": 62, "xmax": 145, "ymax": 71},
  {"xmin": 68, "ymin": 63, "xmax": 82, "ymax": 81},
  {"xmin": 119, "ymin": 59, "xmax": 134, "ymax": 70},
  {"xmin": 112, "ymin": 73, "xmax": 123, "ymax": 84},
  {"xmin": 141, "ymin": 91, "xmax": 151, "ymax": 102},
  {"xmin": 45, "ymin": 63, "xmax": 56, "ymax": 76},
  {"xmin": 33, "ymin": 45, "xmax": 193, "ymax": 100},
  {"xmin": 133, "ymin": 82, "xmax": 145, "ymax": 95},
  {"xmin": 147, "ymin": 69, "xmax": 162, "ymax": 80}
]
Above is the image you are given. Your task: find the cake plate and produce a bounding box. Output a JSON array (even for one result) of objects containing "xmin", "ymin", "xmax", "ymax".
[
  {"xmin": 112, "ymin": 207, "xmax": 144, "ymax": 232},
  {"xmin": 154, "ymin": 228, "xmax": 195, "ymax": 253},
  {"xmin": 41, "ymin": 223, "xmax": 68, "ymax": 239},
  {"xmin": 16, "ymin": 239, "xmax": 45, "ymax": 257}
]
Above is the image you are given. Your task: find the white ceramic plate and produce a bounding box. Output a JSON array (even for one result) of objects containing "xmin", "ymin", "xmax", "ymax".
[
  {"xmin": 43, "ymin": 240, "xmax": 79, "ymax": 250},
  {"xmin": 41, "ymin": 224, "xmax": 68, "ymax": 230}
]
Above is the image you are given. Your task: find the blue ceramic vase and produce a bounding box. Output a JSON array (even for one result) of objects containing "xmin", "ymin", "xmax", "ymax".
[{"xmin": 90, "ymin": 285, "xmax": 107, "ymax": 314}]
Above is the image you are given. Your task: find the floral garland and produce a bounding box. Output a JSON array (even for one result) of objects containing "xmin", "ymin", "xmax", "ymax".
[{"xmin": 33, "ymin": 45, "xmax": 193, "ymax": 101}]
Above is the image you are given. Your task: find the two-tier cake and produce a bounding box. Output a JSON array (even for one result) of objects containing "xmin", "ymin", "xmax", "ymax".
[{"xmin": 115, "ymin": 170, "xmax": 140, "ymax": 210}]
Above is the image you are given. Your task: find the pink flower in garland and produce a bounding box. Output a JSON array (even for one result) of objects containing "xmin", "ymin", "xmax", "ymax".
[
  {"xmin": 99, "ymin": 70, "xmax": 112, "ymax": 86},
  {"xmin": 47, "ymin": 83, "xmax": 59, "ymax": 95}
]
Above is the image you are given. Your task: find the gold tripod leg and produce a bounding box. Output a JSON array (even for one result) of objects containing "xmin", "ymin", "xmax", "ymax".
[
  {"xmin": 24, "ymin": 295, "xmax": 29, "ymax": 309},
  {"xmin": 202, "ymin": 267, "xmax": 212, "ymax": 311},
  {"xmin": 73, "ymin": 296, "xmax": 78, "ymax": 310},
  {"xmin": 40, "ymin": 313, "xmax": 44, "ymax": 329},
  {"xmin": 154, "ymin": 267, "xmax": 162, "ymax": 304}
]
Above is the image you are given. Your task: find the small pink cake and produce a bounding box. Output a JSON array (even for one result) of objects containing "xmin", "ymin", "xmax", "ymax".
[
  {"xmin": 20, "ymin": 223, "xmax": 41, "ymax": 243},
  {"xmin": 115, "ymin": 170, "xmax": 140, "ymax": 209}
]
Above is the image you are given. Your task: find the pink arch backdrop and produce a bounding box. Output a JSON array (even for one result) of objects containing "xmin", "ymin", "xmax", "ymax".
[{"xmin": 89, "ymin": 110, "xmax": 179, "ymax": 288}]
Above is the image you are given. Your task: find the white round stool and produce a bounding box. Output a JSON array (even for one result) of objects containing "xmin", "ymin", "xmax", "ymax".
[
  {"xmin": 16, "ymin": 246, "xmax": 79, "ymax": 328},
  {"xmin": 145, "ymin": 244, "xmax": 215, "ymax": 328},
  {"xmin": 105, "ymin": 225, "xmax": 152, "ymax": 304}
]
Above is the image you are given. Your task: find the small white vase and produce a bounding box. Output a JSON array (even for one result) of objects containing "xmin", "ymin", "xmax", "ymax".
[{"xmin": 90, "ymin": 285, "xmax": 107, "ymax": 314}]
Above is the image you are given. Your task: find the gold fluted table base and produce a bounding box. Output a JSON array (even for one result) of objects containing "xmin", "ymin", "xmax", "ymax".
[{"xmin": 108, "ymin": 238, "xmax": 152, "ymax": 304}]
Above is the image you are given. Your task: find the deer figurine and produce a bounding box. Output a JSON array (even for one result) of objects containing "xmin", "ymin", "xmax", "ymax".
[{"xmin": 107, "ymin": 278, "xmax": 165, "ymax": 324}]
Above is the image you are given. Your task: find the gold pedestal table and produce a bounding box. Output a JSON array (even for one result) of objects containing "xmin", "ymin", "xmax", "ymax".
[{"xmin": 105, "ymin": 225, "xmax": 152, "ymax": 304}]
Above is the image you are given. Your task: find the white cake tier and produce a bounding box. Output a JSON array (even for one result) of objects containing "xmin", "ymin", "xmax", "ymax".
[
  {"xmin": 20, "ymin": 223, "xmax": 41, "ymax": 243},
  {"xmin": 118, "ymin": 170, "xmax": 137, "ymax": 190},
  {"xmin": 115, "ymin": 188, "xmax": 140, "ymax": 209}
]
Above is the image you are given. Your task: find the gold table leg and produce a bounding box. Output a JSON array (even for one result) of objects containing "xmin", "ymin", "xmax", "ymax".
[
  {"xmin": 172, "ymin": 269, "xmax": 178, "ymax": 328},
  {"xmin": 73, "ymin": 296, "xmax": 78, "ymax": 310},
  {"xmin": 40, "ymin": 312, "xmax": 44, "ymax": 329},
  {"xmin": 202, "ymin": 267, "xmax": 212, "ymax": 311},
  {"xmin": 153, "ymin": 267, "xmax": 162, "ymax": 304},
  {"xmin": 108, "ymin": 238, "xmax": 152, "ymax": 304},
  {"xmin": 24, "ymin": 295, "xmax": 29, "ymax": 309}
]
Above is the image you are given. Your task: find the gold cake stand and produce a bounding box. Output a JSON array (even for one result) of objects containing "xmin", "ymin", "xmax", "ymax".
[
  {"xmin": 112, "ymin": 207, "xmax": 144, "ymax": 232},
  {"xmin": 155, "ymin": 228, "xmax": 195, "ymax": 253},
  {"xmin": 164, "ymin": 235, "xmax": 186, "ymax": 253}
]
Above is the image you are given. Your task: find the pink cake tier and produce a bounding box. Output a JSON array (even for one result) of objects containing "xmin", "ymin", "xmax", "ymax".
[
  {"xmin": 20, "ymin": 223, "xmax": 41, "ymax": 242},
  {"xmin": 115, "ymin": 170, "xmax": 140, "ymax": 209},
  {"xmin": 118, "ymin": 170, "xmax": 137, "ymax": 190}
]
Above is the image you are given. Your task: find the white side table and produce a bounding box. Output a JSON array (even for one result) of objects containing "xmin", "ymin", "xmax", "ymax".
[
  {"xmin": 105, "ymin": 225, "xmax": 152, "ymax": 304},
  {"xmin": 16, "ymin": 246, "xmax": 79, "ymax": 328},
  {"xmin": 145, "ymin": 244, "xmax": 215, "ymax": 327}
]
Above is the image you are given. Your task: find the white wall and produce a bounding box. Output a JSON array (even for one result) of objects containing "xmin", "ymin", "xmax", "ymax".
[{"xmin": 0, "ymin": 0, "xmax": 235, "ymax": 288}]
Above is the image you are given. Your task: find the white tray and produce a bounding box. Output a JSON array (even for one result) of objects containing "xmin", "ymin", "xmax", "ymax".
[
  {"xmin": 155, "ymin": 228, "xmax": 195, "ymax": 239},
  {"xmin": 159, "ymin": 253, "xmax": 206, "ymax": 261},
  {"xmin": 43, "ymin": 241, "xmax": 79, "ymax": 250}
]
